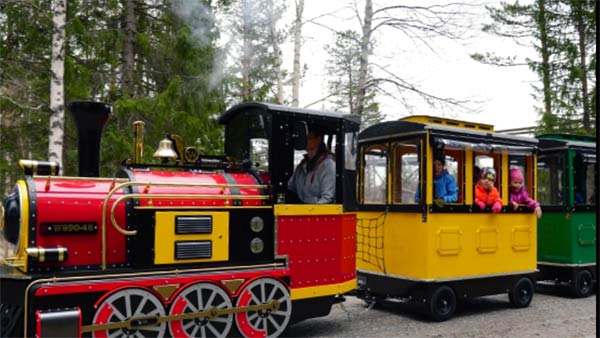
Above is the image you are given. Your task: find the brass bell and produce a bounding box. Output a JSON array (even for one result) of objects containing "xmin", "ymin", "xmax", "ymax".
[{"xmin": 153, "ymin": 138, "xmax": 178, "ymax": 163}]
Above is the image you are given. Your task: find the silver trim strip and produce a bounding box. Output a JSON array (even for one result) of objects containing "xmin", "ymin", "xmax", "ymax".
[{"xmin": 538, "ymin": 261, "xmax": 596, "ymax": 268}]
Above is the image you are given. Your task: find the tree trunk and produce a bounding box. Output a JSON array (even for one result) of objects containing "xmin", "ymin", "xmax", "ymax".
[
  {"xmin": 123, "ymin": 0, "xmax": 136, "ymax": 97},
  {"xmin": 48, "ymin": 0, "xmax": 66, "ymax": 171},
  {"xmin": 356, "ymin": 0, "xmax": 373, "ymax": 115},
  {"xmin": 291, "ymin": 0, "xmax": 304, "ymax": 107},
  {"xmin": 537, "ymin": 0, "xmax": 553, "ymax": 129},
  {"xmin": 572, "ymin": 0, "xmax": 590, "ymax": 132},
  {"xmin": 241, "ymin": 0, "xmax": 252, "ymax": 100},
  {"xmin": 269, "ymin": 0, "xmax": 284, "ymax": 104}
]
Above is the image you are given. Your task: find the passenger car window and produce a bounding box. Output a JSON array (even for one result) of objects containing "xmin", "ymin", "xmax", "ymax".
[
  {"xmin": 391, "ymin": 140, "xmax": 419, "ymax": 204},
  {"xmin": 363, "ymin": 144, "xmax": 388, "ymax": 204}
]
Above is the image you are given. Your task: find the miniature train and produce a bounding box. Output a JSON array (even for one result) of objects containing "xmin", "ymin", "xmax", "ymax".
[
  {"xmin": 0, "ymin": 101, "xmax": 596, "ymax": 337},
  {"xmin": 0, "ymin": 101, "xmax": 360, "ymax": 338}
]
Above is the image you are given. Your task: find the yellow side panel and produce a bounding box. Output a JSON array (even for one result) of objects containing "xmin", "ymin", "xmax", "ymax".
[
  {"xmin": 274, "ymin": 204, "xmax": 343, "ymax": 216},
  {"xmin": 290, "ymin": 279, "xmax": 357, "ymax": 300},
  {"xmin": 357, "ymin": 211, "xmax": 537, "ymax": 281},
  {"xmin": 154, "ymin": 211, "xmax": 229, "ymax": 264},
  {"xmin": 357, "ymin": 212, "xmax": 429, "ymax": 279}
]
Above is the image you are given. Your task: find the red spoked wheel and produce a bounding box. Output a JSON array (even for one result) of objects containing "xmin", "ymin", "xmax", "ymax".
[
  {"xmin": 235, "ymin": 278, "xmax": 291, "ymax": 338},
  {"xmin": 93, "ymin": 288, "xmax": 166, "ymax": 338},
  {"xmin": 168, "ymin": 282, "xmax": 234, "ymax": 338}
]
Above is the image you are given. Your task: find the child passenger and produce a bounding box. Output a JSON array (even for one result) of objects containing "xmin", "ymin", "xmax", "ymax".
[
  {"xmin": 509, "ymin": 168, "xmax": 542, "ymax": 218},
  {"xmin": 474, "ymin": 167, "xmax": 502, "ymax": 213}
]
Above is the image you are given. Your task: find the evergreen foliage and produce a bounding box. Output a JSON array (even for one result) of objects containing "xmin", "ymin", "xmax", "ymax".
[
  {"xmin": 325, "ymin": 30, "xmax": 382, "ymax": 128},
  {"xmin": 475, "ymin": 0, "xmax": 596, "ymax": 136},
  {"xmin": 1, "ymin": 0, "xmax": 226, "ymax": 194}
]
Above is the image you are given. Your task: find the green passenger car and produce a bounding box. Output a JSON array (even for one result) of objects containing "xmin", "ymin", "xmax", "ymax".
[{"xmin": 536, "ymin": 134, "xmax": 597, "ymax": 297}]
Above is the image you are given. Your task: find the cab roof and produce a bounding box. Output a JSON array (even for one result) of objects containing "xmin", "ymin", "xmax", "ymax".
[{"xmin": 218, "ymin": 102, "xmax": 361, "ymax": 126}]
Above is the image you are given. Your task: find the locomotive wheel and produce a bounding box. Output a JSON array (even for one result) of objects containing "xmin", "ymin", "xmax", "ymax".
[
  {"xmin": 93, "ymin": 288, "xmax": 166, "ymax": 338},
  {"xmin": 508, "ymin": 277, "xmax": 534, "ymax": 308},
  {"xmin": 235, "ymin": 278, "xmax": 292, "ymax": 338},
  {"xmin": 427, "ymin": 285, "xmax": 456, "ymax": 321},
  {"xmin": 572, "ymin": 269, "xmax": 593, "ymax": 298},
  {"xmin": 169, "ymin": 282, "xmax": 233, "ymax": 338}
]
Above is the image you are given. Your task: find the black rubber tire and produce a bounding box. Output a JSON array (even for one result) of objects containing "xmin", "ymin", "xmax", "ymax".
[
  {"xmin": 427, "ymin": 285, "xmax": 456, "ymax": 321},
  {"xmin": 509, "ymin": 277, "xmax": 534, "ymax": 308},
  {"xmin": 572, "ymin": 269, "xmax": 594, "ymax": 298},
  {"xmin": 0, "ymin": 304, "xmax": 24, "ymax": 338}
]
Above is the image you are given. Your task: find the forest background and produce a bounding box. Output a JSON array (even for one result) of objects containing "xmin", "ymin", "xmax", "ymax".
[{"xmin": 0, "ymin": 0, "xmax": 596, "ymax": 194}]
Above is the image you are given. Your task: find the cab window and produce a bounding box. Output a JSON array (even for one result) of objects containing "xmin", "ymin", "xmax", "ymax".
[{"xmin": 250, "ymin": 138, "xmax": 269, "ymax": 171}]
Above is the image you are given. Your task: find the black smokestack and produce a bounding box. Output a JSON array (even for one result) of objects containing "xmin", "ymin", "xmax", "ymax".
[{"xmin": 68, "ymin": 101, "xmax": 112, "ymax": 177}]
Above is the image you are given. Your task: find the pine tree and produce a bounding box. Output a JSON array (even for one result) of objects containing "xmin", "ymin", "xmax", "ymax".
[
  {"xmin": 219, "ymin": 0, "xmax": 287, "ymax": 103},
  {"xmin": 473, "ymin": 0, "xmax": 596, "ymax": 136},
  {"xmin": 325, "ymin": 30, "xmax": 382, "ymax": 128}
]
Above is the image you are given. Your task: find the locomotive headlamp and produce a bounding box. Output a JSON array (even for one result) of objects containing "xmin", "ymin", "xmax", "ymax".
[
  {"xmin": 250, "ymin": 216, "xmax": 264, "ymax": 233},
  {"xmin": 3, "ymin": 189, "xmax": 22, "ymax": 246},
  {"xmin": 250, "ymin": 238, "xmax": 264, "ymax": 254}
]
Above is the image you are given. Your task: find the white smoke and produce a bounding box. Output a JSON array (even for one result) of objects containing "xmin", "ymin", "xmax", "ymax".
[{"xmin": 172, "ymin": 0, "xmax": 226, "ymax": 92}]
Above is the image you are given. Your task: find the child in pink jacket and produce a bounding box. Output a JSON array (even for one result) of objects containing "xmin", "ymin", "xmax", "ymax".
[{"xmin": 509, "ymin": 168, "xmax": 542, "ymax": 218}]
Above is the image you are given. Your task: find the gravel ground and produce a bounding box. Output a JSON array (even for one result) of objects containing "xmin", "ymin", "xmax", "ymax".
[{"xmin": 284, "ymin": 290, "xmax": 596, "ymax": 338}]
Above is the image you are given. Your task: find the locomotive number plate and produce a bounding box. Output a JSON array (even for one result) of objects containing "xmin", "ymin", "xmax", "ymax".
[{"xmin": 40, "ymin": 222, "xmax": 98, "ymax": 235}]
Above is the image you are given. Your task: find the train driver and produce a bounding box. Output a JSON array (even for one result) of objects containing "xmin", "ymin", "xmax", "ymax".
[{"xmin": 288, "ymin": 126, "xmax": 336, "ymax": 204}]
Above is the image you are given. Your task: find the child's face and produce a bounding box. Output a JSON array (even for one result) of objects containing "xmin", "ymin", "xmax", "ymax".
[
  {"xmin": 480, "ymin": 177, "xmax": 494, "ymax": 189},
  {"xmin": 511, "ymin": 179, "xmax": 523, "ymax": 190}
]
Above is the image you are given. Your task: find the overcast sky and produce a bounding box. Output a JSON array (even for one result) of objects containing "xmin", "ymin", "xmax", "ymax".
[{"xmin": 282, "ymin": 0, "xmax": 539, "ymax": 131}]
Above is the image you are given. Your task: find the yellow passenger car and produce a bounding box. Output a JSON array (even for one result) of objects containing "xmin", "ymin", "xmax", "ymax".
[{"xmin": 355, "ymin": 116, "xmax": 539, "ymax": 321}]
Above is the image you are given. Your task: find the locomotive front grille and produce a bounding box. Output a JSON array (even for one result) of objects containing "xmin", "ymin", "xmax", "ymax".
[
  {"xmin": 176, "ymin": 216, "xmax": 212, "ymax": 234},
  {"xmin": 175, "ymin": 241, "xmax": 212, "ymax": 259},
  {"xmin": 155, "ymin": 211, "xmax": 229, "ymax": 264}
]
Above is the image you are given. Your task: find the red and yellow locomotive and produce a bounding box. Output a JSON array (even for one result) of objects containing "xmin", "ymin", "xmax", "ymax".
[{"xmin": 0, "ymin": 101, "xmax": 360, "ymax": 338}]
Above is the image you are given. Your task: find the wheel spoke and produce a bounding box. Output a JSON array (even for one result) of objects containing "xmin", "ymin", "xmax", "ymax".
[
  {"xmin": 109, "ymin": 330, "xmax": 124, "ymax": 338},
  {"xmin": 124, "ymin": 294, "xmax": 132, "ymax": 317},
  {"xmin": 260, "ymin": 283, "xmax": 266, "ymax": 303},
  {"xmin": 190, "ymin": 324, "xmax": 200, "ymax": 337},
  {"xmin": 183, "ymin": 320, "xmax": 196, "ymax": 330},
  {"xmin": 267, "ymin": 285, "xmax": 278, "ymax": 303},
  {"xmin": 247, "ymin": 312, "xmax": 259, "ymax": 321},
  {"xmin": 207, "ymin": 322, "xmax": 221, "ymax": 337},
  {"xmin": 267, "ymin": 315, "xmax": 282, "ymax": 331},
  {"xmin": 133, "ymin": 297, "xmax": 149, "ymax": 317},
  {"xmin": 212, "ymin": 316, "xmax": 230, "ymax": 323},
  {"xmin": 206, "ymin": 290, "xmax": 217, "ymax": 308},
  {"xmin": 250, "ymin": 292, "xmax": 261, "ymax": 305},
  {"xmin": 110, "ymin": 306, "xmax": 127, "ymax": 321},
  {"xmin": 196, "ymin": 289, "xmax": 204, "ymax": 310}
]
